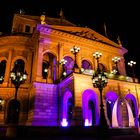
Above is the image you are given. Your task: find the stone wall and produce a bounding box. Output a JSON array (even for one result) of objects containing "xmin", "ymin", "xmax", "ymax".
[{"xmin": 29, "ymin": 82, "xmax": 58, "ymax": 126}]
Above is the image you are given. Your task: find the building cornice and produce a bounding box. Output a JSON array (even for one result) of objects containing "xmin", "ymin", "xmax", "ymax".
[
  {"xmin": 37, "ymin": 25, "xmax": 127, "ymax": 55},
  {"xmin": 0, "ymin": 35, "xmax": 31, "ymax": 45}
]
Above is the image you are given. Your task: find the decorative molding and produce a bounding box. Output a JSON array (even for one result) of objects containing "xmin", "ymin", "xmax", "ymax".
[
  {"xmin": 0, "ymin": 36, "xmax": 30, "ymax": 45},
  {"xmin": 37, "ymin": 26, "xmax": 127, "ymax": 55}
]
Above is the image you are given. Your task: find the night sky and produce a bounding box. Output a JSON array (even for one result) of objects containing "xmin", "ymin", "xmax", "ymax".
[{"xmin": 0, "ymin": 0, "xmax": 140, "ymax": 80}]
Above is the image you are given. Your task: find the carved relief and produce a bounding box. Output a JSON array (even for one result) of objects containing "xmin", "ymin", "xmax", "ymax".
[{"xmin": 69, "ymin": 30, "xmax": 102, "ymax": 42}]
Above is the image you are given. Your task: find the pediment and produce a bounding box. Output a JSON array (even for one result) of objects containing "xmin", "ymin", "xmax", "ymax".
[
  {"xmin": 51, "ymin": 25, "xmax": 120, "ymax": 48},
  {"xmin": 69, "ymin": 29, "xmax": 100, "ymax": 41}
]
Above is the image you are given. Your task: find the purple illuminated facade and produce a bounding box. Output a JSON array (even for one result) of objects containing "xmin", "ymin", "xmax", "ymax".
[{"xmin": 0, "ymin": 13, "xmax": 140, "ymax": 128}]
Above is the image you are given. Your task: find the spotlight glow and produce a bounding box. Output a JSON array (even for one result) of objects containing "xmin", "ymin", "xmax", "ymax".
[{"xmin": 61, "ymin": 118, "xmax": 68, "ymax": 127}]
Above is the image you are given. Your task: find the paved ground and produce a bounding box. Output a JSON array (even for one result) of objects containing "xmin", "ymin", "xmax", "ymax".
[
  {"xmin": 0, "ymin": 135, "xmax": 140, "ymax": 140},
  {"xmin": 0, "ymin": 126, "xmax": 140, "ymax": 140}
]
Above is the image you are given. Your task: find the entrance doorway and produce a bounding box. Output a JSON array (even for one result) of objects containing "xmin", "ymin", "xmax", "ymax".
[{"xmin": 6, "ymin": 99, "xmax": 20, "ymax": 124}]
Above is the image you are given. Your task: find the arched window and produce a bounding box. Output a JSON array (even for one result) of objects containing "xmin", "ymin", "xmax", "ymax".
[
  {"xmin": 64, "ymin": 56, "xmax": 74, "ymax": 75},
  {"xmin": 125, "ymin": 94, "xmax": 138, "ymax": 127},
  {"xmin": 42, "ymin": 52, "xmax": 57, "ymax": 83},
  {"xmin": 99, "ymin": 63, "xmax": 106, "ymax": 72},
  {"xmin": 0, "ymin": 60, "xmax": 7, "ymax": 84},
  {"xmin": 127, "ymin": 98, "xmax": 136, "ymax": 118},
  {"xmin": 106, "ymin": 101, "xmax": 112, "ymax": 126},
  {"xmin": 88, "ymin": 100, "xmax": 96, "ymax": 126},
  {"xmin": 67, "ymin": 98, "xmax": 73, "ymax": 125},
  {"xmin": 105, "ymin": 91, "xmax": 118, "ymax": 127},
  {"xmin": 42, "ymin": 61, "xmax": 50, "ymax": 79},
  {"xmin": 82, "ymin": 90, "xmax": 99, "ymax": 126},
  {"xmin": 13, "ymin": 59, "xmax": 25, "ymax": 72},
  {"xmin": 131, "ymin": 100, "xmax": 136, "ymax": 118},
  {"xmin": 62, "ymin": 90, "xmax": 72, "ymax": 126},
  {"xmin": 82, "ymin": 60, "xmax": 92, "ymax": 70}
]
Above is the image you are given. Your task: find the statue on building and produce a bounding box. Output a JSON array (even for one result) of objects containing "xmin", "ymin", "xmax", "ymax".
[
  {"xmin": 40, "ymin": 12, "xmax": 46, "ymax": 25},
  {"xmin": 117, "ymin": 36, "xmax": 122, "ymax": 47},
  {"xmin": 19, "ymin": 9, "xmax": 25, "ymax": 15}
]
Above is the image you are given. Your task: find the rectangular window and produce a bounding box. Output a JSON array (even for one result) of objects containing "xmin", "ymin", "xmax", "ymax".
[
  {"xmin": 25, "ymin": 25, "xmax": 30, "ymax": 33},
  {"xmin": 18, "ymin": 24, "xmax": 23, "ymax": 32}
]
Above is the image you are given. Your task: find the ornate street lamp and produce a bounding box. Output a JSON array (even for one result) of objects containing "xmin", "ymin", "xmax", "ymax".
[
  {"xmin": 92, "ymin": 51, "xmax": 108, "ymax": 129},
  {"xmin": 0, "ymin": 98, "xmax": 3, "ymax": 111},
  {"xmin": 128, "ymin": 60, "xmax": 136, "ymax": 82},
  {"xmin": 70, "ymin": 46, "xmax": 80, "ymax": 69},
  {"xmin": 60, "ymin": 58, "xmax": 67, "ymax": 78},
  {"xmin": 0, "ymin": 75, "xmax": 4, "ymax": 84},
  {"xmin": 112, "ymin": 56, "xmax": 121, "ymax": 74},
  {"xmin": 93, "ymin": 52, "xmax": 102, "ymax": 70},
  {"xmin": 10, "ymin": 69, "xmax": 28, "ymax": 100},
  {"xmin": 5, "ymin": 69, "xmax": 28, "ymax": 136}
]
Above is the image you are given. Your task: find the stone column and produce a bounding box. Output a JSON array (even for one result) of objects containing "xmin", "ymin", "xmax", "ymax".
[
  {"xmin": 108, "ymin": 55, "xmax": 112, "ymax": 73},
  {"xmin": 72, "ymin": 106, "xmax": 83, "ymax": 126},
  {"xmin": 77, "ymin": 49, "xmax": 81, "ymax": 70},
  {"xmin": 46, "ymin": 66, "xmax": 53, "ymax": 83},
  {"xmin": 27, "ymin": 50, "xmax": 32, "ymax": 82},
  {"xmin": 94, "ymin": 57, "xmax": 97, "ymax": 70},
  {"xmin": 58, "ymin": 43, "xmax": 64, "ymax": 79},
  {"xmin": 4, "ymin": 49, "xmax": 13, "ymax": 86},
  {"xmin": 36, "ymin": 39, "xmax": 44, "ymax": 81},
  {"xmin": 119, "ymin": 57, "xmax": 126, "ymax": 75}
]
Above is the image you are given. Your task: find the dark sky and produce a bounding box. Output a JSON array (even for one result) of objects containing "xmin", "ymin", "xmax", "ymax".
[{"xmin": 0, "ymin": 0, "xmax": 140, "ymax": 80}]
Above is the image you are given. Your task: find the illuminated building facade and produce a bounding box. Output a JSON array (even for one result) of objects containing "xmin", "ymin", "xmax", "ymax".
[{"xmin": 0, "ymin": 13, "xmax": 140, "ymax": 128}]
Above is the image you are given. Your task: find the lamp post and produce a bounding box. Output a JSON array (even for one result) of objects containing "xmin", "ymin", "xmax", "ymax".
[
  {"xmin": 70, "ymin": 46, "xmax": 80, "ymax": 69},
  {"xmin": 93, "ymin": 52, "xmax": 102, "ymax": 70},
  {"xmin": 10, "ymin": 69, "xmax": 28, "ymax": 100},
  {"xmin": 60, "ymin": 58, "xmax": 67, "ymax": 79},
  {"xmin": 6, "ymin": 69, "xmax": 28, "ymax": 137},
  {"xmin": 92, "ymin": 52, "xmax": 108, "ymax": 129},
  {"xmin": 0, "ymin": 98, "xmax": 3, "ymax": 111},
  {"xmin": 10, "ymin": 68, "xmax": 27, "ymax": 123},
  {"xmin": 0, "ymin": 75, "xmax": 4, "ymax": 84},
  {"xmin": 10, "ymin": 68, "xmax": 27, "ymax": 124},
  {"xmin": 112, "ymin": 56, "xmax": 120, "ymax": 74},
  {"xmin": 128, "ymin": 60, "xmax": 136, "ymax": 82}
]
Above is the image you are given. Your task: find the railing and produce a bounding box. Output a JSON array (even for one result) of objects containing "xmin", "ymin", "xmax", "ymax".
[{"xmin": 80, "ymin": 69, "xmax": 138, "ymax": 83}]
